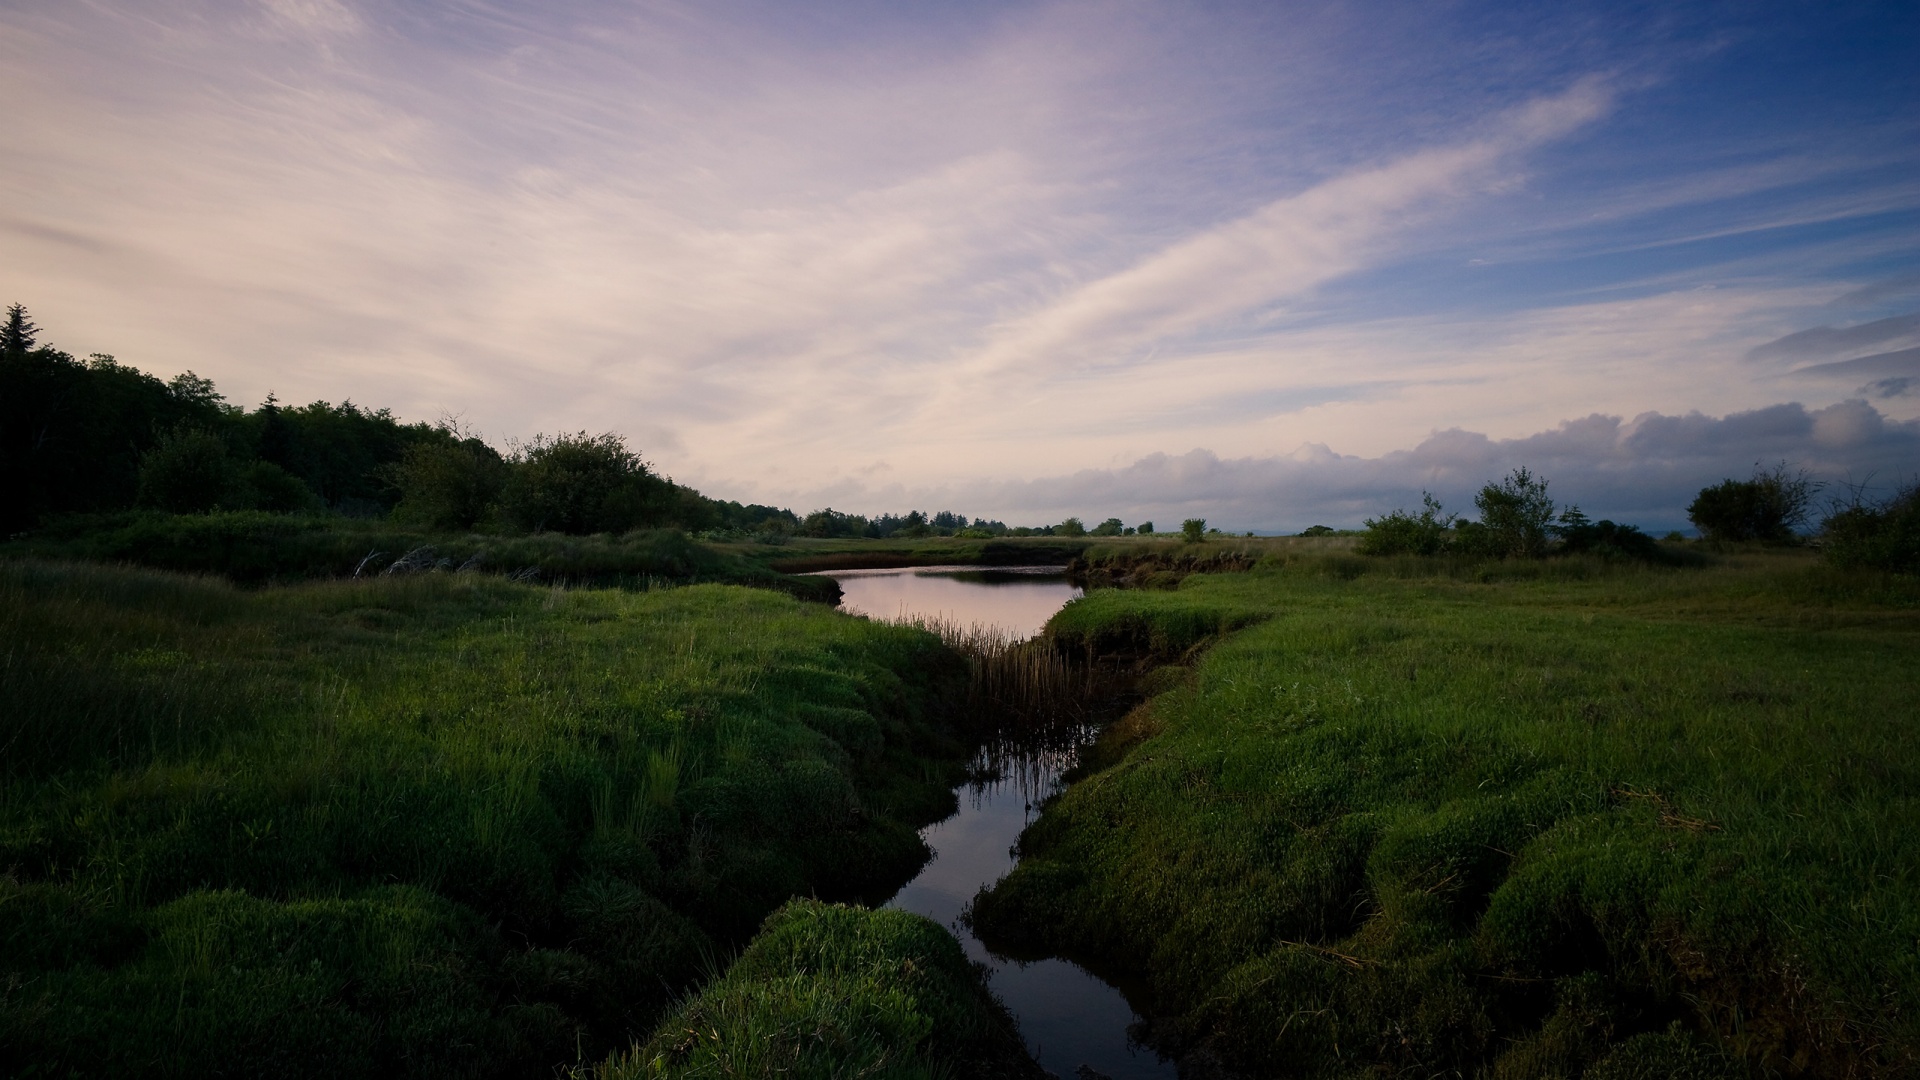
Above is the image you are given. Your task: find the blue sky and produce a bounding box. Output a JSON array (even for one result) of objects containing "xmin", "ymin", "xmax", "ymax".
[{"xmin": 2, "ymin": 0, "xmax": 1916, "ymax": 528}]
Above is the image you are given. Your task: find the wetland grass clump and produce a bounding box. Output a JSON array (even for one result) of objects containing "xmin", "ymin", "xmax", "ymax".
[{"xmin": 589, "ymin": 900, "xmax": 1041, "ymax": 1080}]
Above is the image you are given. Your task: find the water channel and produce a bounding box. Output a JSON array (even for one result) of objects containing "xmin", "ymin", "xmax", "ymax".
[{"xmin": 816, "ymin": 566, "xmax": 1178, "ymax": 1080}]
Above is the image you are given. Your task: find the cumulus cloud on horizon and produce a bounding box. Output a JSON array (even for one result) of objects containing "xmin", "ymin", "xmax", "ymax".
[{"xmin": 795, "ymin": 399, "xmax": 1920, "ymax": 533}]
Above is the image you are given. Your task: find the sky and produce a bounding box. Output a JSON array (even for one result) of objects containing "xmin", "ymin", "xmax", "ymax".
[{"xmin": 3, "ymin": 0, "xmax": 1918, "ymax": 530}]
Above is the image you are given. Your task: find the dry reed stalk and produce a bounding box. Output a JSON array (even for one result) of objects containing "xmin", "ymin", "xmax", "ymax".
[{"xmin": 902, "ymin": 614, "xmax": 1089, "ymax": 736}]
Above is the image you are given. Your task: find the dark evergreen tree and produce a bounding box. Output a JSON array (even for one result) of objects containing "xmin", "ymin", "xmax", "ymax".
[
  {"xmin": 2, "ymin": 303, "xmax": 39, "ymax": 357},
  {"xmin": 255, "ymin": 392, "xmax": 295, "ymax": 468}
]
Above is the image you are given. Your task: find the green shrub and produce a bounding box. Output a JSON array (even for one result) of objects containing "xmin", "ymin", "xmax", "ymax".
[
  {"xmin": 388, "ymin": 436, "xmax": 508, "ymax": 530},
  {"xmin": 1470, "ymin": 467, "xmax": 1556, "ymax": 558},
  {"xmin": 1358, "ymin": 493, "xmax": 1454, "ymax": 555},
  {"xmin": 231, "ymin": 459, "xmax": 322, "ymax": 513},
  {"xmin": 1058, "ymin": 516, "xmax": 1088, "ymax": 537},
  {"xmin": 1820, "ymin": 481, "xmax": 1920, "ymax": 573},
  {"xmin": 500, "ymin": 432, "xmax": 672, "ymax": 534},
  {"xmin": 1554, "ymin": 510, "xmax": 1661, "ymax": 561},
  {"xmin": 136, "ymin": 427, "xmax": 235, "ymax": 513},
  {"xmin": 1687, "ymin": 463, "xmax": 1816, "ymax": 542},
  {"xmin": 1182, "ymin": 518, "xmax": 1207, "ymax": 543}
]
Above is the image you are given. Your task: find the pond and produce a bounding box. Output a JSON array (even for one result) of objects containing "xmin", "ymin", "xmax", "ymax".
[{"xmin": 813, "ymin": 565, "xmax": 1177, "ymax": 1080}]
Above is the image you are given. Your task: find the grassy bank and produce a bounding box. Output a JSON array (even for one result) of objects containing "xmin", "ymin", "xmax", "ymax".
[
  {"xmin": 1, "ymin": 512, "xmax": 837, "ymax": 600},
  {"xmin": 1067, "ymin": 534, "xmax": 1359, "ymax": 590},
  {"xmin": 0, "ymin": 561, "xmax": 991, "ymax": 1076},
  {"xmin": 744, "ymin": 536, "xmax": 1094, "ymax": 574},
  {"xmin": 971, "ymin": 550, "xmax": 1920, "ymax": 1077},
  {"xmin": 592, "ymin": 900, "xmax": 1041, "ymax": 1080}
]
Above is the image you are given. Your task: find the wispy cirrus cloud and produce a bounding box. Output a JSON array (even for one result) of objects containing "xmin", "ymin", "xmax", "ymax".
[
  {"xmin": 1, "ymin": 0, "xmax": 1915, "ymax": 522},
  {"xmin": 948, "ymin": 80, "xmax": 1616, "ymax": 386}
]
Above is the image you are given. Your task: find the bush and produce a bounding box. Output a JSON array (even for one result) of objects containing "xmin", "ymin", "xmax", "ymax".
[
  {"xmin": 1821, "ymin": 481, "xmax": 1920, "ymax": 573},
  {"xmin": 136, "ymin": 428, "xmax": 235, "ymax": 513},
  {"xmin": 1688, "ymin": 463, "xmax": 1816, "ymax": 542},
  {"xmin": 1182, "ymin": 518, "xmax": 1207, "ymax": 543},
  {"xmin": 1058, "ymin": 516, "xmax": 1087, "ymax": 537},
  {"xmin": 231, "ymin": 460, "xmax": 321, "ymax": 514},
  {"xmin": 1091, "ymin": 517, "xmax": 1125, "ymax": 537},
  {"xmin": 1358, "ymin": 494, "xmax": 1453, "ymax": 556},
  {"xmin": 499, "ymin": 432, "xmax": 670, "ymax": 535},
  {"xmin": 388, "ymin": 436, "xmax": 508, "ymax": 530},
  {"xmin": 1138, "ymin": 521, "xmax": 1155, "ymax": 535},
  {"xmin": 1553, "ymin": 506, "xmax": 1661, "ymax": 560},
  {"xmin": 1471, "ymin": 467, "xmax": 1556, "ymax": 558}
]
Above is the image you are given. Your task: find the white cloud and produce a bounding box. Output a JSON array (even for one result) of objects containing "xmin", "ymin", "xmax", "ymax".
[
  {"xmin": 944, "ymin": 80, "xmax": 1615, "ymax": 387},
  {"xmin": 784, "ymin": 399, "xmax": 1919, "ymax": 532}
]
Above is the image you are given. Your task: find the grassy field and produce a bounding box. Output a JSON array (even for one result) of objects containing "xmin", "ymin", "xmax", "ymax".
[
  {"xmin": 972, "ymin": 548, "xmax": 1920, "ymax": 1077},
  {"xmin": 2, "ymin": 512, "xmax": 840, "ymax": 600},
  {"xmin": 0, "ymin": 560, "xmax": 1006, "ymax": 1077}
]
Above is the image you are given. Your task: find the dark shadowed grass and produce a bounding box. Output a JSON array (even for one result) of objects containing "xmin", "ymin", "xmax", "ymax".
[
  {"xmin": 2, "ymin": 512, "xmax": 839, "ymax": 600},
  {"xmin": 0, "ymin": 561, "xmax": 977, "ymax": 1077},
  {"xmin": 970, "ymin": 549, "xmax": 1920, "ymax": 1077}
]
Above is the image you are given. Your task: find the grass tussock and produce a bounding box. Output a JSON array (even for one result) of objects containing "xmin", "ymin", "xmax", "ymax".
[
  {"xmin": 970, "ymin": 548, "xmax": 1920, "ymax": 1077},
  {"xmin": 0, "ymin": 560, "xmax": 978, "ymax": 1077},
  {"xmin": 586, "ymin": 900, "xmax": 1041, "ymax": 1080}
]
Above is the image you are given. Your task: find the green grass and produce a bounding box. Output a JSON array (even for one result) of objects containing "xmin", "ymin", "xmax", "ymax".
[
  {"xmin": 741, "ymin": 536, "xmax": 1093, "ymax": 574},
  {"xmin": 3, "ymin": 512, "xmax": 837, "ymax": 600},
  {"xmin": 592, "ymin": 900, "xmax": 1039, "ymax": 1080},
  {"xmin": 971, "ymin": 550, "xmax": 1920, "ymax": 1077},
  {"xmin": 0, "ymin": 560, "xmax": 978, "ymax": 1077}
]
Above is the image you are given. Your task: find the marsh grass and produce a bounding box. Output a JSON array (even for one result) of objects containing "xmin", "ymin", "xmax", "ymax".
[
  {"xmin": 3, "ymin": 512, "xmax": 838, "ymax": 600},
  {"xmin": 902, "ymin": 615, "xmax": 1088, "ymax": 741},
  {"xmin": 0, "ymin": 560, "xmax": 975, "ymax": 1077},
  {"xmin": 972, "ymin": 548, "xmax": 1920, "ymax": 1077},
  {"xmin": 587, "ymin": 900, "xmax": 1040, "ymax": 1080}
]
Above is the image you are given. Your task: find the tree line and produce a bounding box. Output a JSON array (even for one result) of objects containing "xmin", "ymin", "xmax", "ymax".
[
  {"xmin": 0, "ymin": 306, "xmax": 1152, "ymax": 542},
  {"xmin": 1359, "ymin": 462, "xmax": 1917, "ymax": 572},
  {"xmin": 0, "ymin": 305, "xmax": 795, "ymax": 536}
]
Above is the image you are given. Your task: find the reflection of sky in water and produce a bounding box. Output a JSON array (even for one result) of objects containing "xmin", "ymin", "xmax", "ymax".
[
  {"xmin": 833, "ymin": 568, "xmax": 1175, "ymax": 1068},
  {"xmin": 831, "ymin": 566, "xmax": 1172, "ymax": 1078},
  {"xmin": 885, "ymin": 751, "xmax": 1176, "ymax": 1080},
  {"xmin": 820, "ymin": 565, "xmax": 1082, "ymax": 641}
]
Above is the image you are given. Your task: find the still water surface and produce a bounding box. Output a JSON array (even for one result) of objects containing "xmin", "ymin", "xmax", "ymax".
[
  {"xmin": 829, "ymin": 565, "xmax": 1082, "ymax": 640},
  {"xmin": 816, "ymin": 566, "xmax": 1177, "ymax": 1080}
]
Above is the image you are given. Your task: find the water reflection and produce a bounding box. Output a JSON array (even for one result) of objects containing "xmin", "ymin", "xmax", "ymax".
[
  {"xmin": 886, "ymin": 741, "xmax": 1175, "ymax": 1080},
  {"xmin": 821, "ymin": 565, "xmax": 1082, "ymax": 640},
  {"xmin": 816, "ymin": 564, "xmax": 1173, "ymax": 1079}
]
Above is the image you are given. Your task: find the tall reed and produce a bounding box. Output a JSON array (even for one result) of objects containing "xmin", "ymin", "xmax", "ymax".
[{"xmin": 904, "ymin": 614, "xmax": 1089, "ymax": 739}]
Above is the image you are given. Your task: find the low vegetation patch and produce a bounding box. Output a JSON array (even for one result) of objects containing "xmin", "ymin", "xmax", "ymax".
[{"xmin": 971, "ymin": 551, "xmax": 1920, "ymax": 1076}]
